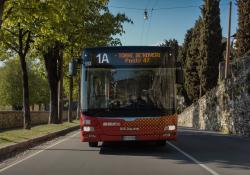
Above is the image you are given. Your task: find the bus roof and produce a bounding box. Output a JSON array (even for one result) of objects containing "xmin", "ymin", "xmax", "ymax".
[{"xmin": 82, "ymin": 46, "xmax": 171, "ymax": 53}]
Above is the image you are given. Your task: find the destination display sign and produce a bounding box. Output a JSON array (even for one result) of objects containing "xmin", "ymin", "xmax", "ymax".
[{"xmin": 83, "ymin": 52, "xmax": 162, "ymax": 67}]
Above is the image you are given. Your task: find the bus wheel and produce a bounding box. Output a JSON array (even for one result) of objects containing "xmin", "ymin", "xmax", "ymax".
[
  {"xmin": 89, "ymin": 142, "xmax": 98, "ymax": 147},
  {"xmin": 156, "ymin": 140, "xmax": 166, "ymax": 147}
]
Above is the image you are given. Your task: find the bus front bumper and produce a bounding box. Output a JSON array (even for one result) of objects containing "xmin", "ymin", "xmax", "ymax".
[{"xmin": 80, "ymin": 131, "xmax": 177, "ymax": 142}]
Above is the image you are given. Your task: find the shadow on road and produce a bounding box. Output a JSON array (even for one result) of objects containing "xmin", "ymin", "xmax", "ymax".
[
  {"xmin": 177, "ymin": 130, "xmax": 250, "ymax": 170},
  {"xmin": 99, "ymin": 141, "xmax": 196, "ymax": 165},
  {"xmin": 100, "ymin": 141, "xmax": 173, "ymax": 157},
  {"xmin": 99, "ymin": 130, "xmax": 250, "ymax": 170}
]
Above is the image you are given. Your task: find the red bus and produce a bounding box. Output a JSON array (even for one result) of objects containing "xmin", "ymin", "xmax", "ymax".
[{"xmin": 78, "ymin": 46, "xmax": 181, "ymax": 147}]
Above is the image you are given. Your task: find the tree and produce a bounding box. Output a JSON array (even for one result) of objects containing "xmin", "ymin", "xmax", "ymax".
[
  {"xmin": 178, "ymin": 29, "xmax": 194, "ymax": 105},
  {"xmin": 35, "ymin": 0, "xmax": 131, "ymax": 124},
  {"xmin": 185, "ymin": 18, "xmax": 203, "ymax": 102},
  {"xmin": 28, "ymin": 59, "xmax": 50, "ymax": 107},
  {"xmin": 0, "ymin": 59, "xmax": 22, "ymax": 109},
  {"xmin": 200, "ymin": 0, "xmax": 222, "ymax": 94},
  {"xmin": 0, "ymin": 6, "xmax": 33, "ymax": 129},
  {"xmin": 0, "ymin": 0, "xmax": 5, "ymax": 28},
  {"xmin": 43, "ymin": 43, "xmax": 62, "ymax": 124},
  {"xmin": 236, "ymin": 0, "xmax": 250, "ymax": 57},
  {"xmin": 0, "ymin": 59, "xmax": 49, "ymax": 109},
  {"xmin": 180, "ymin": 29, "xmax": 193, "ymax": 65},
  {"xmin": 0, "ymin": 0, "xmax": 62, "ymax": 128}
]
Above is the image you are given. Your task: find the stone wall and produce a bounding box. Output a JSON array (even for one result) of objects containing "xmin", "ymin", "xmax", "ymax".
[
  {"xmin": 0, "ymin": 111, "xmax": 78, "ymax": 130},
  {"xmin": 178, "ymin": 57, "xmax": 250, "ymax": 136}
]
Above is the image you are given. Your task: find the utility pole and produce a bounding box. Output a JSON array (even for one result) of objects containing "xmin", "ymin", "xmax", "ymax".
[{"xmin": 225, "ymin": 0, "xmax": 232, "ymax": 79}]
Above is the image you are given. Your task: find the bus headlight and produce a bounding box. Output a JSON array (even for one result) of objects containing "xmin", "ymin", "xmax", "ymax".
[
  {"xmin": 84, "ymin": 119, "xmax": 91, "ymax": 125},
  {"xmin": 164, "ymin": 125, "xmax": 176, "ymax": 131},
  {"xmin": 83, "ymin": 126, "xmax": 95, "ymax": 132}
]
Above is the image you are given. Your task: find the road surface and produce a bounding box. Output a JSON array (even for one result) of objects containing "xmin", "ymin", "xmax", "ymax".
[{"xmin": 0, "ymin": 127, "xmax": 250, "ymax": 175}]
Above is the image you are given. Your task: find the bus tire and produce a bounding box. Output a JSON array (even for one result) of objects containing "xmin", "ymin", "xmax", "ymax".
[
  {"xmin": 89, "ymin": 142, "xmax": 98, "ymax": 147},
  {"xmin": 156, "ymin": 140, "xmax": 166, "ymax": 147}
]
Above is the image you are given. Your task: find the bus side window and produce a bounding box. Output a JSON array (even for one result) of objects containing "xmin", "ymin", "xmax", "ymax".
[{"xmin": 176, "ymin": 62, "xmax": 184, "ymax": 85}]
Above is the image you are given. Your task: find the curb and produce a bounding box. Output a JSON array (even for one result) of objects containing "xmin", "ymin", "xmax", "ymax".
[{"xmin": 0, "ymin": 125, "xmax": 79, "ymax": 161}]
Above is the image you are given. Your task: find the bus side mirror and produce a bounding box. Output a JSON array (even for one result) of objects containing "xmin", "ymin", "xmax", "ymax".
[
  {"xmin": 69, "ymin": 60, "xmax": 77, "ymax": 76},
  {"xmin": 176, "ymin": 62, "xmax": 184, "ymax": 85}
]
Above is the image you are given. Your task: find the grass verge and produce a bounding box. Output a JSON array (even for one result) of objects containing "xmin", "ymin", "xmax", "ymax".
[{"xmin": 0, "ymin": 120, "xmax": 79, "ymax": 148}]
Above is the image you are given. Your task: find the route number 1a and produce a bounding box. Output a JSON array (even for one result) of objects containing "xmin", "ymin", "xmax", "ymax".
[{"xmin": 96, "ymin": 53, "xmax": 109, "ymax": 64}]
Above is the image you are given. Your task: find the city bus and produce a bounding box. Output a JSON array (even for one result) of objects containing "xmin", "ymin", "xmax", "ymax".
[{"xmin": 78, "ymin": 46, "xmax": 182, "ymax": 147}]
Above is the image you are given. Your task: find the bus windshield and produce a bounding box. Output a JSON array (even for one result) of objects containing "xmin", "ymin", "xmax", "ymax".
[{"xmin": 84, "ymin": 67, "xmax": 175, "ymax": 117}]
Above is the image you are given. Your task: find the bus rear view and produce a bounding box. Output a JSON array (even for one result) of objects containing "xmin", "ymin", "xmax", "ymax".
[{"xmin": 79, "ymin": 46, "xmax": 178, "ymax": 147}]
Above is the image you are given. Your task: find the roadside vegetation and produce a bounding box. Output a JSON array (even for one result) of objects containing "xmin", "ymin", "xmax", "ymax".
[{"xmin": 0, "ymin": 120, "xmax": 78, "ymax": 148}]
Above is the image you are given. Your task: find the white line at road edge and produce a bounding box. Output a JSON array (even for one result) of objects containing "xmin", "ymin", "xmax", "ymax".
[
  {"xmin": 166, "ymin": 141, "xmax": 220, "ymax": 175},
  {"xmin": 0, "ymin": 132, "xmax": 79, "ymax": 173}
]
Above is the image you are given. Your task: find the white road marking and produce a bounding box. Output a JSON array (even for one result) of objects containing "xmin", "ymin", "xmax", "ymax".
[
  {"xmin": 0, "ymin": 132, "xmax": 79, "ymax": 173},
  {"xmin": 166, "ymin": 141, "xmax": 220, "ymax": 175}
]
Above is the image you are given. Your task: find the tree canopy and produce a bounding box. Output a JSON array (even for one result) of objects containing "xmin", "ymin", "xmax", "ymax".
[
  {"xmin": 184, "ymin": 18, "xmax": 203, "ymax": 102},
  {"xmin": 199, "ymin": 0, "xmax": 222, "ymax": 93}
]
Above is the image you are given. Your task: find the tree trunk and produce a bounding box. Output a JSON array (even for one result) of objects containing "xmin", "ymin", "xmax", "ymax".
[
  {"xmin": 44, "ymin": 45, "xmax": 60, "ymax": 124},
  {"xmin": 19, "ymin": 55, "xmax": 31, "ymax": 129},
  {"xmin": 50, "ymin": 81, "xmax": 58, "ymax": 123},
  {"xmin": 58, "ymin": 51, "xmax": 64, "ymax": 123},
  {"xmin": 0, "ymin": 0, "xmax": 5, "ymax": 29}
]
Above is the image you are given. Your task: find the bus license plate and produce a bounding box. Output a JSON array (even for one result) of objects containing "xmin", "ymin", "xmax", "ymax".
[{"xmin": 122, "ymin": 136, "xmax": 136, "ymax": 141}]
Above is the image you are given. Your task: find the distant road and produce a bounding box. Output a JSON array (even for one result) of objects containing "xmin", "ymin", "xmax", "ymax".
[{"xmin": 1, "ymin": 127, "xmax": 250, "ymax": 175}]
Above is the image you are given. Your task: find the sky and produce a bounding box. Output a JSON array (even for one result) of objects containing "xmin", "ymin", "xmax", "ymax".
[
  {"xmin": 0, "ymin": 0, "xmax": 238, "ymax": 67},
  {"xmin": 108, "ymin": 0, "xmax": 238, "ymax": 46}
]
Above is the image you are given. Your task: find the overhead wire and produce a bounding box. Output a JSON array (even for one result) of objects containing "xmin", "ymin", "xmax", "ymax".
[
  {"xmin": 109, "ymin": 3, "xmax": 228, "ymax": 11},
  {"xmin": 155, "ymin": 5, "xmax": 199, "ymax": 10},
  {"xmin": 109, "ymin": 5, "xmax": 198, "ymax": 11}
]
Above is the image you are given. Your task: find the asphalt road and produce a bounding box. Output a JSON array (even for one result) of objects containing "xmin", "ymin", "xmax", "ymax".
[{"xmin": 0, "ymin": 127, "xmax": 250, "ymax": 175}]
